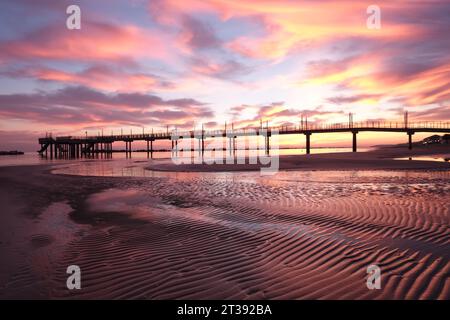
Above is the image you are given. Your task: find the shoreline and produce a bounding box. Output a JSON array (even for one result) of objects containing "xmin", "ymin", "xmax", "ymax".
[{"xmin": 144, "ymin": 145, "xmax": 450, "ymax": 173}]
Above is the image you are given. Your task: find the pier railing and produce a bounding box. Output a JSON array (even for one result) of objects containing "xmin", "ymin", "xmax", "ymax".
[
  {"xmin": 38, "ymin": 119, "xmax": 450, "ymax": 157},
  {"xmin": 46, "ymin": 121, "xmax": 450, "ymax": 142}
]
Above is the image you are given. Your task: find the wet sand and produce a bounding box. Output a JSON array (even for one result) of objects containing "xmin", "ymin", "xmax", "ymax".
[
  {"xmin": 0, "ymin": 146, "xmax": 449, "ymax": 299},
  {"xmin": 146, "ymin": 144, "xmax": 450, "ymax": 172}
]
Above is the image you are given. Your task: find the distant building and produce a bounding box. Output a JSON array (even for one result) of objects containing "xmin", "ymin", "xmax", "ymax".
[{"xmin": 422, "ymin": 135, "xmax": 442, "ymax": 145}]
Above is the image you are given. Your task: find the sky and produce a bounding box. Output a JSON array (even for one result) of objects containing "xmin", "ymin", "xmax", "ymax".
[{"xmin": 0, "ymin": 0, "xmax": 449, "ymax": 151}]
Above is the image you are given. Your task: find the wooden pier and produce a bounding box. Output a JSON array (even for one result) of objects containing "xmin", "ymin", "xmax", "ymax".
[{"xmin": 38, "ymin": 117, "xmax": 450, "ymax": 158}]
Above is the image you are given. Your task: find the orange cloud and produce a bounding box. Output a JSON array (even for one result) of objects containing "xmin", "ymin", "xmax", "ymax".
[
  {"xmin": 229, "ymin": 103, "xmax": 344, "ymax": 129},
  {"xmin": 154, "ymin": 0, "xmax": 419, "ymax": 60},
  {"xmin": 357, "ymin": 63, "xmax": 449, "ymax": 106}
]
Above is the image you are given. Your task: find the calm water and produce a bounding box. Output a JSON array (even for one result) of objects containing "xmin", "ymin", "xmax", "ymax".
[
  {"xmin": 50, "ymin": 159, "xmax": 450, "ymax": 181},
  {"xmin": 2, "ymin": 148, "xmax": 449, "ymax": 181},
  {"xmin": 395, "ymin": 155, "xmax": 450, "ymax": 162},
  {"xmin": 0, "ymin": 148, "xmax": 369, "ymax": 167}
]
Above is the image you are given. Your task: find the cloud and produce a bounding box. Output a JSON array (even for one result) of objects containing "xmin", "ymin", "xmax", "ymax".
[
  {"xmin": 407, "ymin": 105, "xmax": 450, "ymax": 121},
  {"xmin": 180, "ymin": 15, "xmax": 221, "ymax": 50},
  {"xmin": 229, "ymin": 102, "xmax": 344, "ymax": 127},
  {"xmin": 1, "ymin": 64, "xmax": 176, "ymax": 92},
  {"xmin": 305, "ymin": 52, "xmax": 450, "ymax": 107},
  {"xmin": 0, "ymin": 20, "xmax": 169, "ymax": 63},
  {"xmin": 0, "ymin": 86, "xmax": 213, "ymax": 128},
  {"xmin": 327, "ymin": 94, "xmax": 382, "ymax": 105},
  {"xmin": 149, "ymin": 0, "xmax": 450, "ymax": 109},
  {"xmin": 189, "ymin": 57, "xmax": 250, "ymax": 79},
  {"xmin": 154, "ymin": 0, "xmax": 420, "ymax": 60}
]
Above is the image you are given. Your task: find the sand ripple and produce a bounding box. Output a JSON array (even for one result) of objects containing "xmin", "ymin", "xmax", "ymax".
[{"xmin": 43, "ymin": 170, "xmax": 450, "ymax": 300}]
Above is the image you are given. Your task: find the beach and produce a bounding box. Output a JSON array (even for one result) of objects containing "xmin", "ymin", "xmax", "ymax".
[
  {"xmin": 146, "ymin": 144, "xmax": 450, "ymax": 172},
  {"xmin": 0, "ymin": 146, "xmax": 449, "ymax": 299}
]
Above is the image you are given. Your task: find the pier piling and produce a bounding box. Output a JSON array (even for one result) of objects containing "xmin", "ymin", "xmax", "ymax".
[
  {"xmin": 352, "ymin": 131, "xmax": 358, "ymax": 152},
  {"xmin": 408, "ymin": 131, "xmax": 414, "ymax": 150},
  {"xmin": 305, "ymin": 133, "xmax": 311, "ymax": 154}
]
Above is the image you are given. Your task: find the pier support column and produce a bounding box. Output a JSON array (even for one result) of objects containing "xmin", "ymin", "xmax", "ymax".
[
  {"xmin": 265, "ymin": 134, "xmax": 271, "ymax": 155},
  {"xmin": 201, "ymin": 135, "xmax": 205, "ymax": 156},
  {"xmin": 352, "ymin": 131, "xmax": 358, "ymax": 152},
  {"xmin": 150, "ymin": 140, "xmax": 153, "ymax": 158},
  {"xmin": 408, "ymin": 131, "xmax": 414, "ymax": 150},
  {"xmin": 305, "ymin": 133, "xmax": 311, "ymax": 154}
]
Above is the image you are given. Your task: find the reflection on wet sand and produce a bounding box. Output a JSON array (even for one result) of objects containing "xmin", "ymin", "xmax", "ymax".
[
  {"xmin": 0, "ymin": 152, "xmax": 449, "ymax": 299},
  {"xmin": 48, "ymin": 160, "xmax": 449, "ymax": 300}
]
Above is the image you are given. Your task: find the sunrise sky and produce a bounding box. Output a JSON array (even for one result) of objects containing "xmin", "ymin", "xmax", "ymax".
[{"xmin": 0, "ymin": 0, "xmax": 449, "ymax": 151}]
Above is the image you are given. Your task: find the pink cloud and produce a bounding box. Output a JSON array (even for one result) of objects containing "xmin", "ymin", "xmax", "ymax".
[
  {"xmin": 0, "ymin": 86, "xmax": 214, "ymax": 130},
  {"xmin": 0, "ymin": 21, "xmax": 170, "ymax": 63},
  {"xmin": 152, "ymin": 0, "xmax": 421, "ymax": 60},
  {"xmin": 3, "ymin": 65, "xmax": 176, "ymax": 92}
]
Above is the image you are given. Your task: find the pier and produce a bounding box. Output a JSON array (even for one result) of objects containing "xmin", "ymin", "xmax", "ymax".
[{"xmin": 38, "ymin": 115, "xmax": 450, "ymax": 158}]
